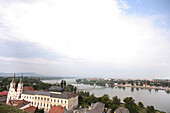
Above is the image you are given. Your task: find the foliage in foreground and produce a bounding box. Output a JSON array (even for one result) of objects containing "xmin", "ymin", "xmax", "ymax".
[
  {"xmin": 0, "ymin": 103, "xmax": 29, "ymax": 113},
  {"xmin": 78, "ymin": 91, "xmax": 166, "ymax": 113}
]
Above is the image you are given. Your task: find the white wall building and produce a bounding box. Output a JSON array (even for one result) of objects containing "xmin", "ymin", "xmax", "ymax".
[{"xmin": 7, "ymin": 75, "xmax": 78, "ymax": 113}]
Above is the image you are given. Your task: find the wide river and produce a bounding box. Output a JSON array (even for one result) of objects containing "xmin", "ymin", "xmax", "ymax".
[{"xmin": 42, "ymin": 79, "xmax": 170, "ymax": 113}]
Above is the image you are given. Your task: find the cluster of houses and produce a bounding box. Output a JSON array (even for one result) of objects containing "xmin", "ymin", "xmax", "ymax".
[
  {"xmin": 85, "ymin": 78, "xmax": 170, "ymax": 91},
  {"xmin": 0, "ymin": 75, "xmax": 130, "ymax": 113}
]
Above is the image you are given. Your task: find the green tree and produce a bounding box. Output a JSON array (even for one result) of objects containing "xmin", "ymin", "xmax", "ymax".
[
  {"xmin": 138, "ymin": 102, "xmax": 144, "ymax": 108},
  {"xmin": 63, "ymin": 80, "xmax": 66, "ymax": 87},
  {"xmin": 101, "ymin": 94, "xmax": 110, "ymax": 107},
  {"xmin": 60, "ymin": 80, "xmax": 64, "ymax": 88},
  {"xmin": 73, "ymin": 87, "xmax": 77, "ymax": 93},
  {"xmin": 123, "ymin": 97, "xmax": 138, "ymax": 113},
  {"xmin": 146, "ymin": 106, "xmax": 155, "ymax": 113},
  {"xmin": 111, "ymin": 104, "xmax": 118, "ymax": 113},
  {"xmin": 34, "ymin": 107, "xmax": 44, "ymax": 113},
  {"xmin": 88, "ymin": 94, "xmax": 98, "ymax": 104},
  {"xmin": 97, "ymin": 97, "xmax": 102, "ymax": 102},
  {"xmin": 112, "ymin": 96, "xmax": 120, "ymax": 105},
  {"xmin": 34, "ymin": 107, "xmax": 39, "ymax": 113}
]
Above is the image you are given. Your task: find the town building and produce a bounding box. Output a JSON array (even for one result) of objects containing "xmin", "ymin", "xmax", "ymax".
[
  {"xmin": 49, "ymin": 105, "xmax": 70, "ymax": 113},
  {"xmin": 7, "ymin": 75, "xmax": 78, "ymax": 113},
  {"xmin": 6, "ymin": 74, "xmax": 24, "ymax": 103},
  {"xmin": 0, "ymin": 90, "xmax": 8, "ymax": 103},
  {"xmin": 7, "ymin": 99, "xmax": 31, "ymax": 109},
  {"xmin": 24, "ymin": 106, "xmax": 37, "ymax": 113},
  {"xmin": 73, "ymin": 102, "xmax": 105, "ymax": 113},
  {"xmin": 114, "ymin": 107, "xmax": 129, "ymax": 113}
]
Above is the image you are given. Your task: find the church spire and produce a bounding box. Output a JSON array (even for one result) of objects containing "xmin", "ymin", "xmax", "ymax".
[
  {"xmin": 19, "ymin": 73, "xmax": 23, "ymax": 83},
  {"xmin": 12, "ymin": 73, "xmax": 15, "ymax": 83}
]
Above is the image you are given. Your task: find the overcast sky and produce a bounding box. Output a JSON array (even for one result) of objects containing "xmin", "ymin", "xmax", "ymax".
[{"xmin": 0, "ymin": 0, "xmax": 170, "ymax": 78}]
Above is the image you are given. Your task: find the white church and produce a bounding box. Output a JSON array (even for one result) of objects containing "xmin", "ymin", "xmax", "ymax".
[
  {"xmin": 6, "ymin": 74, "xmax": 78, "ymax": 112},
  {"xmin": 6, "ymin": 74, "xmax": 23, "ymax": 103}
]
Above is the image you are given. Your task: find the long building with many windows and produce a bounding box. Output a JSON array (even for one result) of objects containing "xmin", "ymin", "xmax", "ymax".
[
  {"xmin": 7, "ymin": 75, "xmax": 78, "ymax": 113},
  {"xmin": 21, "ymin": 90, "xmax": 78, "ymax": 112}
]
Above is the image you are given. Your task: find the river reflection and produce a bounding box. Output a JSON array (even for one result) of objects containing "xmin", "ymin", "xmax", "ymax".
[{"xmin": 42, "ymin": 79, "xmax": 170, "ymax": 112}]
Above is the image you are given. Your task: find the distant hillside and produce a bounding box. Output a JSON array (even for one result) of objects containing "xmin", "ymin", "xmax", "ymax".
[
  {"xmin": 0, "ymin": 72, "xmax": 77, "ymax": 79},
  {"xmin": 0, "ymin": 72, "xmax": 46, "ymax": 77}
]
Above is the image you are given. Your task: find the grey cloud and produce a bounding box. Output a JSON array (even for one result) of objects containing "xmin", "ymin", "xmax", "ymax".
[{"xmin": 0, "ymin": 38, "xmax": 61, "ymax": 60}]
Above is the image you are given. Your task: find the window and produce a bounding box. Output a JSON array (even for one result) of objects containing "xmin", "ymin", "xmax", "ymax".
[
  {"xmin": 38, "ymin": 97, "xmax": 40, "ymax": 100},
  {"xmin": 47, "ymin": 104, "xmax": 48, "ymax": 107},
  {"xmin": 65, "ymin": 101, "xmax": 66, "ymax": 104},
  {"xmin": 61, "ymin": 100, "xmax": 63, "ymax": 103},
  {"xmin": 44, "ymin": 98, "xmax": 46, "ymax": 101},
  {"xmin": 41, "ymin": 97, "xmax": 43, "ymax": 100},
  {"xmin": 58, "ymin": 100, "xmax": 59, "ymax": 103},
  {"xmin": 54, "ymin": 99, "xmax": 56, "ymax": 102},
  {"xmin": 41, "ymin": 103, "xmax": 42, "ymax": 106},
  {"xmin": 47, "ymin": 98, "xmax": 49, "ymax": 101},
  {"xmin": 35, "ymin": 97, "xmax": 37, "ymax": 99},
  {"xmin": 44, "ymin": 103, "xmax": 45, "ymax": 107},
  {"xmin": 51, "ymin": 99, "xmax": 52, "ymax": 102}
]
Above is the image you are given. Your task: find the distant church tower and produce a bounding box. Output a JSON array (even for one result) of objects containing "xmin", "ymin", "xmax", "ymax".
[
  {"xmin": 16, "ymin": 74, "xmax": 23, "ymax": 99},
  {"xmin": 6, "ymin": 74, "xmax": 24, "ymax": 103}
]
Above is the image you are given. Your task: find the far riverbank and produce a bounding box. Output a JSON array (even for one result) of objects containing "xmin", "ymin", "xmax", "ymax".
[{"xmin": 42, "ymin": 79, "xmax": 170, "ymax": 112}]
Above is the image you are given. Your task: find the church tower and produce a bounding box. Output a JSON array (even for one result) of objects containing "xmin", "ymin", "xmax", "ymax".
[
  {"xmin": 6, "ymin": 74, "xmax": 17, "ymax": 103},
  {"xmin": 16, "ymin": 74, "xmax": 23, "ymax": 99}
]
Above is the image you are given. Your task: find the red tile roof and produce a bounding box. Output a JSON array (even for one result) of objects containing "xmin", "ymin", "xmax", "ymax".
[
  {"xmin": 0, "ymin": 91, "xmax": 8, "ymax": 97},
  {"xmin": 15, "ymin": 86, "xmax": 35, "ymax": 92},
  {"xmin": 49, "ymin": 105, "xmax": 65, "ymax": 113},
  {"xmin": 24, "ymin": 106, "xmax": 37, "ymax": 113},
  {"xmin": 8, "ymin": 100, "xmax": 31, "ymax": 109},
  {"xmin": 23, "ymin": 86, "xmax": 35, "ymax": 92}
]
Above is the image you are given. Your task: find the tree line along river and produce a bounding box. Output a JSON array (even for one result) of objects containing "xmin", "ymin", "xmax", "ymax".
[{"xmin": 42, "ymin": 79, "xmax": 170, "ymax": 113}]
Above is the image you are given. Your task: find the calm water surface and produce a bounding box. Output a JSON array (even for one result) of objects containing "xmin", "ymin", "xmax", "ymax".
[{"xmin": 42, "ymin": 79, "xmax": 170, "ymax": 113}]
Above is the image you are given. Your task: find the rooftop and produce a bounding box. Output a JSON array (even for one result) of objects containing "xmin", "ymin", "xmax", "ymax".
[
  {"xmin": 24, "ymin": 106, "xmax": 37, "ymax": 113},
  {"xmin": 22, "ymin": 91, "xmax": 77, "ymax": 99},
  {"xmin": 89, "ymin": 102, "xmax": 105, "ymax": 113},
  {"xmin": 23, "ymin": 86, "xmax": 35, "ymax": 92},
  {"xmin": 8, "ymin": 100, "xmax": 31, "ymax": 109},
  {"xmin": 49, "ymin": 105, "xmax": 69, "ymax": 113},
  {"xmin": 49, "ymin": 86, "xmax": 64, "ymax": 92},
  {"xmin": 0, "ymin": 90, "xmax": 8, "ymax": 97},
  {"xmin": 114, "ymin": 107, "xmax": 130, "ymax": 113}
]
